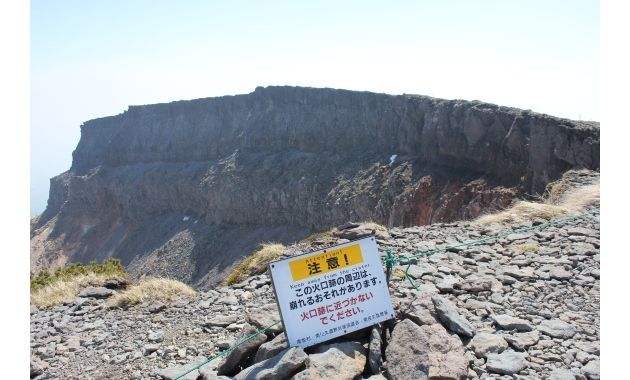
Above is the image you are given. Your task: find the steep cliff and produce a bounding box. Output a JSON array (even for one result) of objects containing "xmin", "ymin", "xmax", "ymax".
[{"xmin": 31, "ymin": 86, "xmax": 599, "ymax": 288}]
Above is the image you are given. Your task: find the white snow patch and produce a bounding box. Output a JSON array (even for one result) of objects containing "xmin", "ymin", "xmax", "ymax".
[
  {"xmin": 389, "ymin": 154, "xmax": 398, "ymax": 165},
  {"xmin": 183, "ymin": 216, "xmax": 190, "ymax": 222}
]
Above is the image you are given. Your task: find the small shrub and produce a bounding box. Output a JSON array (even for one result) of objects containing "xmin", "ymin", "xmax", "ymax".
[
  {"xmin": 30, "ymin": 258, "xmax": 127, "ymax": 292},
  {"xmin": 109, "ymin": 278, "xmax": 196, "ymax": 307},
  {"xmin": 31, "ymin": 272, "xmax": 125, "ymax": 308},
  {"xmin": 224, "ymin": 243, "xmax": 285, "ymax": 286}
]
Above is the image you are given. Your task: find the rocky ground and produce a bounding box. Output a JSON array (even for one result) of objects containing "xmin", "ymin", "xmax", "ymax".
[{"xmin": 30, "ymin": 209, "xmax": 600, "ymax": 380}]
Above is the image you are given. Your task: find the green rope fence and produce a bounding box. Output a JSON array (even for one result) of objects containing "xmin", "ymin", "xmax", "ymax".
[
  {"xmin": 174, "ymin": 207, "xmax": 599, "ymax": 378},
  {"xmin": 383, "ymin": 207, "xmax": 600, "ymax": 290},
  {"xmin": 174, "ymin": 321, "xmax": 281, "ymax": 380}
]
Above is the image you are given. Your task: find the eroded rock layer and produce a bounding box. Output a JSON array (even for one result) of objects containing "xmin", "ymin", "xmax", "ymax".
[{"xmin": 31, "ymin": 86, "xmax": 599, "ymax": 287}]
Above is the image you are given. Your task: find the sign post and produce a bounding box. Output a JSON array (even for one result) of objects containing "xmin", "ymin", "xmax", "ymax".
[{"xmin": 268, "ymin": 236, "xmax": 394, "ymax": 348}]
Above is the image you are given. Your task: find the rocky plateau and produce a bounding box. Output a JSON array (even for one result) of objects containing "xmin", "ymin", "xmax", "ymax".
[
  {"xmin": 31, "ymin": 205, "xmax": 600, "ymax": 380},
  {"xmin": 30, "ymin": 86, "xmax": 600, "ymax": 288}
]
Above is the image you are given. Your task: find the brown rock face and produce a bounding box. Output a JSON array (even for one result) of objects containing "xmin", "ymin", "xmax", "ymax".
[{"xmin": 31, "ymin": 86, "xmax": 599, "ymax": 288}]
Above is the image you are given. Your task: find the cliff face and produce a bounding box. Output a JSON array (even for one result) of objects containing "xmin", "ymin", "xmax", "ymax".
[{"xmin": 31, "ymin": 86, "xmax": 599, "ymax": 288}]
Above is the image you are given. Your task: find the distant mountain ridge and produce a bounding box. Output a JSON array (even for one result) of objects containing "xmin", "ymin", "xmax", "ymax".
[{"xmin": 30, "ymin": 86, "xmax": 599, "ymax": 288}]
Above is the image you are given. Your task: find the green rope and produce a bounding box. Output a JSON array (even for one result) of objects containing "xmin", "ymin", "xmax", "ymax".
[
  {"xmin": 174, "ymin": 320, "xmax": 281, "ymax": 380},
  {"xmin": 174, "ymin": 207, "xmax": 599, "ymax": 379},
  {"xmin": 384, "ymin": 207, "xmax": 599, "ymax": 290}
]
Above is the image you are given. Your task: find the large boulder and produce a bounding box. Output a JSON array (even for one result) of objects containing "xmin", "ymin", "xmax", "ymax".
[
  {"xmin": 432, "ymin": 295, "xmax": 476, "ymax": 338},
  {"xmin": 233, "ymin": 347, "xmax": 308, "ymax": 380},
  {"xmin": 293, "ymin": 342, "xmax": 366, "ymax": 380},
  {"xmin": 254, "ymin": 333, "xmax": 288, "ymax": 363},
  {"xmin": 217, "ymin": 325, "xmax": 268, "ymax": 376},
  {"xmin": 385, "ymin": 319, "xmax": 468, "ymax": 380},
  {"xmin": 246, "ymin": 303, "xmax": 283, "ymax": 334}
]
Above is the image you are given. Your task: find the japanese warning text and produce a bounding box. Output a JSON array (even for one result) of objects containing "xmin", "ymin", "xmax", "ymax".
[{"xmin": 269, "ymin": 236, "xmax": 394, "ymax": 348}]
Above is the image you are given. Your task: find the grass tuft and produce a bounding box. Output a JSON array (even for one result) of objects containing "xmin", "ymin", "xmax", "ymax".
[
  {"xmin": 475, "ymin": 179, "xmax": 599, "ymax": 226},
  {"xmin": 224, "ymin": 243, "xmax": 285, "ymax": 286},
  {"xmin": 31, "ymin": 272, "xmax": 126, "ymax": 308},
  {"xmin": 30, "ymin": 259, "xmax": 128, "ymax": 308},
  {"xmin": 30, "ymin": 258, "xmax": 126, "ymax": 292},
  {"xmin": 511, "ymin": 243, "xmax": 540, "ymax": 253},
  {"xmin": 358, "ymin": 221, "xmax": 388, "ymax": 232},
  {"xmin": 109, "ymin": 278, "xmax": 196, "ymax": 307},
  {"xmin": 299, "ymin": 228, "xmax": 338, "ymax": 243}
]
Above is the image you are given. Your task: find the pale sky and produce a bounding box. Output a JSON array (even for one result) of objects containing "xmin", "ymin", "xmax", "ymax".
[{"xmin": 30, "ymin": 0, "xmax": 599, "ymax": 216}]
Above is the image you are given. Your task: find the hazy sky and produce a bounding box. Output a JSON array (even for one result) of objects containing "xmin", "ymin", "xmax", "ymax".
[{"xmin": 30, "ymin": 0, "xmax": 599, "ymax": 216}]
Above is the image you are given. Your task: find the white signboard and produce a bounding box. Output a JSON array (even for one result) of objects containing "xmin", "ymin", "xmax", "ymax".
[{"xmin": 269, "ymin": 236, "xmax": 394, "ymax": 348}]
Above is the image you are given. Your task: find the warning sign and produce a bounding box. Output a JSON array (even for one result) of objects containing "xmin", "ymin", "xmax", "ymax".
[{"xmin": 269, "ymin": 236, "xmax": 394, "ymax": 348}]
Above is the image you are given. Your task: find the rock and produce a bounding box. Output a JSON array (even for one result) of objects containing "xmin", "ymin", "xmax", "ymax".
[
  {"xmin": 337, "ymin": 222, "xmax": 360, "ymax": 231},
  {"xmin": 254, "ymin": 333, "xmax": 288, "ymax": 363},
  {"xmin": 368, "ymin": 325, "xmax": 383, "ymax": 374},
  {"xmin": 156, "ymin": 356, "xmax": 206, "ymax": 380},
  {"xmin": 78, "ymin": 286, "xmax": 115, "ymax": 298},
  {"xmin": 504, "ymin": 331, "xmax": 539, "ymax": 351},
  {"xmin": 206, "ymin": 315, "xmax": 240, "ymax": 328},
  {"xmin": 294, "ymin": 342, "xmax": 366, "ymax": 380},
  {"xmin": 492, "ymin": 314, "xmax": 534, "ymax": 332},
  {"xmin": 486, "ymin": 350, "xmax": 529, "ymax": 375},
  {"xmin": 469, "ymin": 333, "xmax": 508, "ymax": 358},
  {"xmin": 217, "ymin": 325, "xmax": 268, "ymax": 376},
  {"xmin": 400, "ymin": 291, "xmax": 439, "ymax": 326},
  {"xmin": 333, "ymin": 227, "xmax": 375, "ymax": 240},
  {"xmin": 234, "ymin": 347, "xmax": 308, "ymax": 380},
  {"xmin": 507, "ymin": 233, "xmax": 532, "ymax": 242},
  {"xmin": 148, "ymin": 331, "xmax": 165, "ymax": 343},
  {"xmin": 574, "ymin": 341, "xmax": 599, "ymax": 355},
  {"xmin": 385, "ymin": 319, "xmax": 468, "ymax": 380},
  {"xmin": 143, "ymin": 344, "xmax": 161, "ymax": 355},
  {"xmin": 407, "ymin": 263, "xmax": 437, "ymax": 279},
  {"xmin": 537, "ymin": 319, "xmax": 577, "ymax": 339},
  {"xmin": 582, "ymin": 359, "xmax": 600, "ymax": 379},
  {"xmin": 502, "ymin": 266, "xmax": 534, "ymax": 280},
  {"xmin": 549, "ymin": 267, "xmax": 573, "ymax": 280},
  {"xmin": 30, "ymin": 357, "xmax": 48, "ymax": 377},
  {"xmin": 197, "ymin": 357, "xmax": 229, "ymax": 380},
  {"xmin": 149, "ymin": 301, "xmax": 167, "ymax": 313},
  {"xmin": 217, "ymin": 295, "xmax": 239, "ymax": 305},
  {"xmin": 550, "ymin": 368, "xmax": 577, "ymax": 380},
  {"xmin": 456, "ymin": 276, "xmax": 493, "ymax": 293},
  {"xmin": 567, "ymin": 227, "xmax": 593, "ymax": 236},
  {"xmin": 246, "ymin": 303, "xmax": 282, "ymax": 333},
  {"xmin": 367, "ymin": 375, "xmax": 387, "ymax": 380},
  {"xmin": 432, "ymin": 295, "xmax": 476, "ymax": 338}
]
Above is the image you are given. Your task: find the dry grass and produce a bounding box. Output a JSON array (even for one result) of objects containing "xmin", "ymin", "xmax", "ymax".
[
  {"xmin": 109, "ymin": 278, "xmax": 196, "ymax": 307},
  {"xmin": 512, "ymin": 243, "xmax": 540, "ymax": 253},
  {"xmin": 299, "ymin": 228, "xmax": 338, "ymax": 243},
  {"xmin": 30, "ymin": 272, "xmax": 125, "ymax": 308},
  {"xmin": 359, "ymin": 221, "xmax": 388, "ymax": 232},
  {"xmin": 224, "ymin": 243, "xmax": 285, "ymax": 286},
  {"xmin": 475, "ymin": 180, "xmax": 599, "ymax": 226}
]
